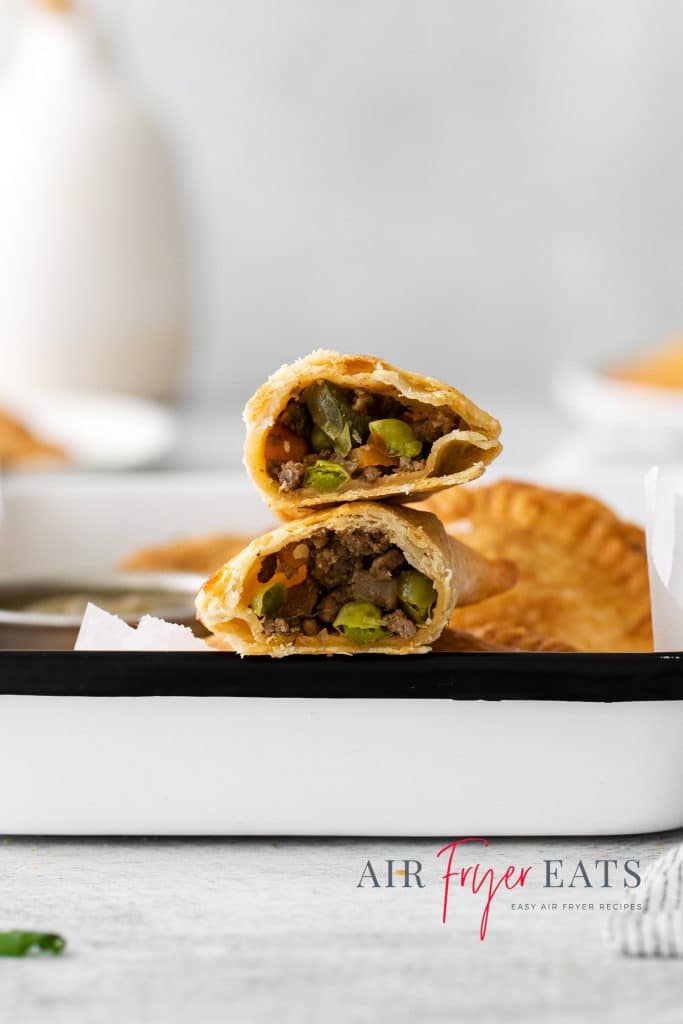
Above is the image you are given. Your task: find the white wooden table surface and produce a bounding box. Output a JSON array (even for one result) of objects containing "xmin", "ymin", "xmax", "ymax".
[{"xmin": 1, "ymin": 830, "xmax": 683, "ymax": 1023}]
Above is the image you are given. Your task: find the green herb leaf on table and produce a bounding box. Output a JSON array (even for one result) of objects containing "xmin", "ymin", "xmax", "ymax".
[{"xmin": 0, "ymin": 931, "xmax": 66, "ymax": 957}]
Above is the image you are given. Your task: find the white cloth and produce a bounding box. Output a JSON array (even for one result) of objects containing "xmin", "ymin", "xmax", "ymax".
[
  {"xmin": 605, "ymin": 845, "xmax": 683, "ymax": 957},
  {"xmin": 645, "ymin": 467, "xmax": 683, "ymax": 650}
]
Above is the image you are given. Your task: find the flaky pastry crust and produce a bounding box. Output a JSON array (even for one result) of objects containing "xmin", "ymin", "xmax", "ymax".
[
  {"xmin": 608, "ymin": 337, "xmax": 683, "ymax": 390},
  {"xmin": 422, "ymin": 480, "xmax": 653, "ymax": 653},
  {"xmin": 433, "ymin": 625, "xmax": 576, "ymax": 653},
  {"xmin": 120, "ymin": 533, "xmax": 257, "ymax": 576},
  {"xmin": 0, "ymin": 408, "xmax": 66, "ymax": 469}
]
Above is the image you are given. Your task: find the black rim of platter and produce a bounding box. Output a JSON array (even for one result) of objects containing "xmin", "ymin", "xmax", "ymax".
[{"xmin": 0, "ymin": 650, "xmax": 680, "ymax": 701}]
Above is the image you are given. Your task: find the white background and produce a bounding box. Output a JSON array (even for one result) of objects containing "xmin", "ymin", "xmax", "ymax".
[{"xmin": 2, "ymin": 0, "xmax": 682, "ymax": 409}]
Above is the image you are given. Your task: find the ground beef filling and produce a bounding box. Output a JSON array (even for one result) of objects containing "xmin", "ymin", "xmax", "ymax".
[
  {"xmin": 268, "ymin": 386, "xmax": 462, "ymax": 493},
  {"xmin": 257, "ymin": 529, "xmax": 429, "ymax": 640}
]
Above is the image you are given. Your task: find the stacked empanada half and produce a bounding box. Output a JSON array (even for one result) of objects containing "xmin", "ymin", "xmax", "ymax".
[{"xmin": 196, "ymin": 350, "xmax": 515, "ymax": 656}]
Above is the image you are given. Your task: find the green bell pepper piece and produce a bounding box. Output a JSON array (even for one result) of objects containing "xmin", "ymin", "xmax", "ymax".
[
  {"xmin": 302, "ymin": 381, "xmax": 368, "ymax": 456},
  {"xmin": 251, "ymin": 581, "xmax": 286, "ymax": 618}
]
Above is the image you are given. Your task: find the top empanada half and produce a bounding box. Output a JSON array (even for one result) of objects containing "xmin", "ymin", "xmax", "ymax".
[{"xmin": 244, "ymin": 350, "xmax": 501, "ymax": 518}]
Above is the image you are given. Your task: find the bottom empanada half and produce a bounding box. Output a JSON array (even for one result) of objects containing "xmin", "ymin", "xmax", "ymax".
[{"xmin": 195, "ymin": 502, "xmax": 515, "ymax": 656}]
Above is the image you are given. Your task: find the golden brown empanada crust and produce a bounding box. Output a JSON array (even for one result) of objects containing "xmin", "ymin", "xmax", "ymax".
[
  {"xmin": 422, "ymin": 480, "xmax": 653, "ymax": 653},
  {"xmin": 433, "ymin": 625, "xmax": 576, "ymax": 653},
  {"xmin": 209, "ymin": 624, "xmax": 574, "ymax": 655},
  {"xmin": 120, "ymin": 533, "xmax": 257, "ymax": 576},
  {"xmin": 244, "ymin": 350, "xmax": 502, "ymax": 519},
  {"xmin": 196, "ymin": 501, "xmax": 515, "ymax": 657},
  {"xmin": 0, "ymin": 407, "xmax": 66, "ymax": 469},
  {"xmin": 608, "ymin": 336, "xmax": 683, "ymax": 390}
]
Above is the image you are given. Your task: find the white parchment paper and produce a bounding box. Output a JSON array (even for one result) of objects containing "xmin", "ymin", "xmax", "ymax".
[
  {"xmin": 645, "ymin": 467, "xmax": 683, "ymax": 651},
  {"xmin": 75, "ymin": 602, "xmax": 210, "ymax": 652}
]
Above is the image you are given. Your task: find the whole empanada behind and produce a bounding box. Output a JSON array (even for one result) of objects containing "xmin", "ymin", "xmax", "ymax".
[{"xmin": 423, "ymin": 480, "xmax": 653, "ymax": 653}]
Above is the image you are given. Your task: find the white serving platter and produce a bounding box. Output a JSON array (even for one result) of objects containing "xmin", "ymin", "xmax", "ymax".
[
  {"xmin": 0, "ymin": 651, "xmax": 681, "ymax": 836},
  {"xmin": 0, "ymin": 469, "xmax": 679, "ymax": 837}
]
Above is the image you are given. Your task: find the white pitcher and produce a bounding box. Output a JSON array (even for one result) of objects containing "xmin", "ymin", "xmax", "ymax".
[{"xmin": 0, "ymin": 0, "xmax": 189, "ymax": 399}]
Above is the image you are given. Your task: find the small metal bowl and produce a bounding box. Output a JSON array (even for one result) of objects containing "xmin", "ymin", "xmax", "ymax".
[{"xmin": 0, "ymin": 573, "xmax": 206, "ymax": 651}]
